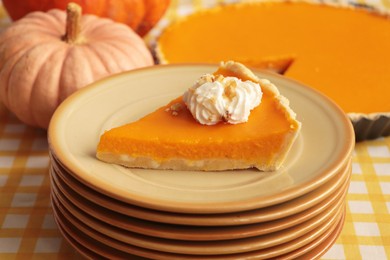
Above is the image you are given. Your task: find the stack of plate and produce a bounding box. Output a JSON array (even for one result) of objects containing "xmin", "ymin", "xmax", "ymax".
[{"xmin": 48, "ymin": 65, "xmax": 355, "ymax": 259}]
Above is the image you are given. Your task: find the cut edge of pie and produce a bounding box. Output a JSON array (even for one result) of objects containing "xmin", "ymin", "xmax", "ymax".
[{"xmin": 96, "ymin": 61, "xmax": 301, "ymax": 171}]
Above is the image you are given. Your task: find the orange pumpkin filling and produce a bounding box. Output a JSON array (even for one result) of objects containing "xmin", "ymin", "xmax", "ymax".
[
  {"xmin": 156, "ymin": 2, "xmax": 390, "ymax": 114},
  {"xmin": 98, "ymin": 95, "xmax": 293, "ymax": 160}
]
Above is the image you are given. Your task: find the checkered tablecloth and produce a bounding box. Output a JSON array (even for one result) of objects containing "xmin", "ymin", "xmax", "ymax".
[{"xmin": 1, "ymin": 1, "xmax": 390, "ymax": 259}]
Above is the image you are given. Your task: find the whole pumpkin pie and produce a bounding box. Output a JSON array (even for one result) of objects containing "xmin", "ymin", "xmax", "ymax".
[
  {"xmin": 155, "ymin": 2, "xmax": 390, "ymax": 140},
  {"xmin": 96, "ymin": 61, "xmax": 301, "ymax": 171}
]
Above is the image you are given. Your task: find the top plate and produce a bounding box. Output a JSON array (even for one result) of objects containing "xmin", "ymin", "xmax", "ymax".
[{"xmin": 48, "ymin": 64, "xmax": 354, "ymax": 214}]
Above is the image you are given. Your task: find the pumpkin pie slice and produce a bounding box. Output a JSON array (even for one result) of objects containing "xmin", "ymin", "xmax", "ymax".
[{"xmin": 96, "ymin": 61, "xmax": 301, "ymax": 171}]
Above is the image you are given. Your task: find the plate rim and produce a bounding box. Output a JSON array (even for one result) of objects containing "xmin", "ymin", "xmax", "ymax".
[
  {"xmin": 50, "ymin": 162, "xmax": 349, "ymax": 241},
  {"xmin": 53, "ymin": 198, "xmax": 345, "ymax": 260},
  {"xmin": 51, "ymin": 189, "xmax": 344, "ymax": 256},
  {"xmin": 50, "ymin": 155, "xmax": 351, "ymax": 227}
]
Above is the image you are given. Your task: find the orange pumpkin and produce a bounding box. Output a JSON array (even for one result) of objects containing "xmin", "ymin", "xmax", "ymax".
[
  {"xmin": 0, "ymin": 101, "xmax": 5, "ymax": 118},
  {"xmin": 0, "ymin": 3, "xmax": 154, "ymax": 129},
  {"xmin": 2, "ymin": 0, "xmax": 170, "ymax": 36}
]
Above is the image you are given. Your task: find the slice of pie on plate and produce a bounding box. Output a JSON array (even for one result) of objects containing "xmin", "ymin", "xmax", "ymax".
[{"xmin": 96, "ymin": 61, "xmax": 301, "ymax": 171}]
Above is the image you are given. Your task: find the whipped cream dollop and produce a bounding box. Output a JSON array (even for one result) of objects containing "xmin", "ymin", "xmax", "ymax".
[{"xmin": 183, "ymin": 74, "xmax": 262, "ymax": 125}]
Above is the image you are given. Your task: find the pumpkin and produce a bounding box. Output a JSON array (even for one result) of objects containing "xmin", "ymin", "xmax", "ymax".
[
  {"xmin": 2, "ymin": 0, "xmax": 171, "ymax": 36},
  {"xmin": 0, "ymin": 3, "xmax": 154, "ymax": 129},
  {"xmin": 0, "ymin": 101, "xmax": 5, "ymax": 118}
]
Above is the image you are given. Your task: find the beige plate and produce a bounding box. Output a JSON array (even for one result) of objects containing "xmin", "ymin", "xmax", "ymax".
[
  {"xmin": 52, "ymin": 194, "xmax": 345, "ymax": 259},
  {"xmin": 54, "ymin": 211, "xmax": 345, "ymax": 260},
  {"xmin": 51, "ymin": 183, "xmax": 343, "ymax": 256},
  {"xmin": 50, "ymin": 163, "xmax": 349, "ymax": 241},
  {"xmin": 276, "ymin": 205, "xmax": 345, "ymax": 260},
  {"xmin": 50, "ymin": 154, "xmax": 351, "ymax": 226},
  {"xmin": 48, "ymin": 64, "xmax": 355, "ymax": 214}
]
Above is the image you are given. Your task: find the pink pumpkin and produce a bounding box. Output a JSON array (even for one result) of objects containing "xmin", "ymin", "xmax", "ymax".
[{"xmin": 0, "ymin": 3, "xmax": 154, "ymax": 128}]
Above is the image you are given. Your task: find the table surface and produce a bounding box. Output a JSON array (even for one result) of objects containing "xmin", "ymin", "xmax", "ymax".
[{"xmin": 1, "ymin": 0, "xmax": 390, "ymax": 259}]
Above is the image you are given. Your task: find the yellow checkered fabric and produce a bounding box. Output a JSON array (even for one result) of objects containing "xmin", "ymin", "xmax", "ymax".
[
  {"xmin": 330, "ymin": 138, "xmax": 390, "ymax": 259},
  {"xmin": 0, "ymin": 1, "xmax": 390, "ymax": 259},
  {"xmin": 0, "ymin": 114, "xmax": 81, "ymax": 259}
]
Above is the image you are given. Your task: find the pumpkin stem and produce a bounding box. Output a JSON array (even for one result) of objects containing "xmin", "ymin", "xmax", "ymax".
[{"xmin": 63, "ymin": 3, "xmax": 83, "ymax": 44}]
